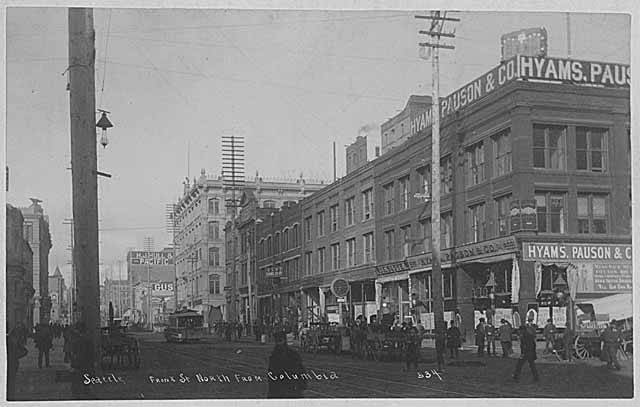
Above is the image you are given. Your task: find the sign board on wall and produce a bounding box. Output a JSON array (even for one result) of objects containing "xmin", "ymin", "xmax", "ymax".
[
  {"xmin": 552, "ymin": 307, "xmax": 567, "ymax": 328},
  {"xmin": 522, "ymin": 243, "xmax": 632, "ymax": 293},
  {"xmin": 152, "ymin": 282, "xmax": 174, "ymax": 295}
]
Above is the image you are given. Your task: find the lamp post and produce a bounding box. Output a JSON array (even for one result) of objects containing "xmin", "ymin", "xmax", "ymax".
[{"xmin": 485, "ymin": 271, "xmax": 497, "ymax": 325}]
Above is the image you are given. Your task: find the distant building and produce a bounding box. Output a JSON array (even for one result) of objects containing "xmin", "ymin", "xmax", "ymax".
[
  {"xmin": 126, "ymin": 248, "xmax": 175, "ymax": 325},
  {"xmin": 6, "ymin": 204, "xmax": 34, "ymax": 330},
  {"xmin": 48, "ymin": 266, "xmax": 67, "ymax": 324},
  {"xmin": 101, "ymin": 278, "xmax": 132, "ymax": 319},
  {"xmin": 20, "ymin": 198, "xmax": 52, "ymax": 326},
  {"xmin": 177, "ymin": 169, "xmax": 326, "ymax": 324},
  {"xmin": 346, "ymin": 135, "xmax": 368, "ymax": 175}
]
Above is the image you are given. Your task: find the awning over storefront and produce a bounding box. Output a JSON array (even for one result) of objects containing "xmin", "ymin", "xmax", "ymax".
[{"xmin": 584, "ymin": 293, "xmax": 632, "ymax": 321}]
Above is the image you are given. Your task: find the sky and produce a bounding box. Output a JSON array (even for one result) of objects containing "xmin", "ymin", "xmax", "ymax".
[{"xmin": 4, "ymin": 6, "xmax": 631, "ymax": 285}]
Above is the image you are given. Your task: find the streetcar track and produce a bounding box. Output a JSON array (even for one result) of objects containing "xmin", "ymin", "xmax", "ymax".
[
  {"xmin": 199, "ymin": 340, "xmax": 551, "ymax": 398},
  {"xmin": 143, "ymin": 340, "xmax": 476, "ymax": 398},
  {"xmin": 146, "ymin": 343, "xmax": 410, "ymax": 398}
]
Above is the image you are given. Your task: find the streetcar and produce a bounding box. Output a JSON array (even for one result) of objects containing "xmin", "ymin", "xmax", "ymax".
[{"xmin": 164, "ymin": 309, "xmax": 207, "ymax": 343}]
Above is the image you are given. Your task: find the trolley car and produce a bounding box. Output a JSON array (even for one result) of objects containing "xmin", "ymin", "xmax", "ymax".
[{"xmin": 164, "ymin": 310, "xmax": 207, "ymax": 343}]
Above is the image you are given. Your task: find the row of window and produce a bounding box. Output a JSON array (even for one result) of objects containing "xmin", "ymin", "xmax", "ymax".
[
  {"xmin": 258, "ymin": 224, "xmax": 301, "ymax": 258},
  {"xmin": 300, "ymin": 232, "xmax": 376, "ymax": 274},
  {"xmin": 301, "ymin": 189, "xmax": 375, "ymax": 240},
  {"xmin": 533, "ymin": 125, "xmax": 608, "ymax": 172}
]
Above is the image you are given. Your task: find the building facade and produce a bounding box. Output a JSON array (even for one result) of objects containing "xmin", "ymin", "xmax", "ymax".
[
  {"xmin": 6, "ymin": 204, "xmax": 34, "ymax": 330},
  {"xmin": 178, "ymin": 169, "xmax": 326, "ymax": 324},
  {"xmin": 20, "ymin": 199, "xmax": 52, "ymax": 326},
  {"xmin": 48, "ymin": 266, "xmax": 68, "ymax": 324},
  {"xmin": 250, "ymin": 55, "xmax": 631, "ymax": 344}
]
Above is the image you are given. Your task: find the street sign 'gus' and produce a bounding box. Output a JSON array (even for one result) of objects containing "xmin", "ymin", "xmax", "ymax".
[{"xmin": 331, "ymin": 278, "xmax": 350, "ymax": 298}]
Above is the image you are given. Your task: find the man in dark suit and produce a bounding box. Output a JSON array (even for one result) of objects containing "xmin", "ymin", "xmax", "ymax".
[
  {"xmin": 475, "ymin": 318, "xmax": 486, "ymax": 356},
  {"xmin": 267, "ymin": 331, "xmax": 307, "ymax": 398},
  {"xmin": 512, "ymin": 316, "xmax": 539, "ymax": 383}
]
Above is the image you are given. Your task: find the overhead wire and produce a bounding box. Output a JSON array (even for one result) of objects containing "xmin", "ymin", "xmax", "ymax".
[{"xmin": 98, "ymin": 9, "xmax": 113, "ymax": 110}]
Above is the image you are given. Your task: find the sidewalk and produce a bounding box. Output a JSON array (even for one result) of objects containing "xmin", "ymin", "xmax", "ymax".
[{"xmin": 13, "ymin": 337, "xmax": 72, "ymax": 401}]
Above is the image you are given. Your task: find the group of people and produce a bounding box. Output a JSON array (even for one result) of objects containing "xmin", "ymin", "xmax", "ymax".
[
  {"xmin": 6, "ymin": 320, "xmax": 94, "ymax": 400},
  {"xmin": 474, "ymin": 318, "xmax": 516, "ymax": 358}
]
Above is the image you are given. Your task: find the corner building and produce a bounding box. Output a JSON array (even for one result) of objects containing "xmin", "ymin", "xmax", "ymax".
[
  {"xmin": 253, "ymin": 56, "xmax": 631, "ymax": 345},
  {"xmin": 372, "ymin": 56, "xmax": 630, "ymax": 343}
]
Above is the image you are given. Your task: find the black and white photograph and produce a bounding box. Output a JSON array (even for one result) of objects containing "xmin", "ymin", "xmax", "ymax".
[{"xmin": 3, "ymin": 1, "xmax": 637, "ymax": 403}]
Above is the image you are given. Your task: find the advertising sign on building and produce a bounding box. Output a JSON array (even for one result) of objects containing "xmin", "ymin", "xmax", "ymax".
[
  {"xmin": 129, "ymin": 251, "xmax": 174, "ymax": 265},
  {"xmin": 522, "ymin": 243, "xmax": 632, "ymax": 292},
  {"xmin": 409, "ymin": 56, "xmax": 630, "ymax": 137},
  {"xmin": 152, "ymin": 282, "xmax": 174, "ymax": 295}
]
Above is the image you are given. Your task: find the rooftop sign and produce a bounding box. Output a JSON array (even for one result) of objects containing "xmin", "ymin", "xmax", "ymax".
[{"xmin": 410, "ymin": 56, "xmax": 630, "ymax": 137}]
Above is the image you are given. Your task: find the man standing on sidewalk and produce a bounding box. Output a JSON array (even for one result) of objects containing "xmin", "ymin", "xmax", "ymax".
[
  {"xmin": 512, "ymin": 316, "xmax": 539, "ymax": 383},
  {"xmin": 543, "ymin": 319, "xmax": 556, "ymax": 354},
  {"xmin": 601, "ymin": 320, "xmax": 622, "ymax": 370},
  {"xmin": 498, "ymin": 319, "xmax": 513, "ymax": 357},
  {"xmin": 34, "ymin": 323, "xmax": 53, "ymax": 368},
  {"xmin": 475, "ymin": 318, "xmax": 486, "ymax": 357},
  {"xmin": 485, "ymin": 320, "xmax": 497, "ymax": 357}
]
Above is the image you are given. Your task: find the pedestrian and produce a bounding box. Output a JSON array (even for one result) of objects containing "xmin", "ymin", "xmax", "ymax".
[
  {"xmin": 7, "ymin": 323, "xmax": 29, "ymax": 400},
  {"xmin": 267, "ymin": 331, "xmax": 307, "ymax": 398},
  {"xmin": 498, "ymin": 319, "xmax": 513, "ymax": 358},
  {"xmin": 563, "ymin": 325, "xmax": 575, "ymax": 362},
  {"xmin": 404, "ymin": 320, "xmax": 421, "ymax": 371},
  {"xmin": 446, "ymin": 320, "xmax": 461, "ymax": 359},
  {"xmin": 34, "ymin": 323, "xmax": 53, "ymax": 368},
  {"xmin": 600, "ymin": 320, "xmax": 622, "ymax": 370},
  {"xmin": 512, "ymin": 316, "xmax": 539, "ymax": 383},
  {"xmin": 475, "ymin": 318, "xmax": 486, "ymax": 356},
  {"xmin": 435, "ymin": 323, "xmax": 446, "ymax": 372},
  {"xmin": 543, "ymin": 319, "xmax": 556, "ymax": 354},
  {"xmin": 486, "ymin": 319, "xmax": 497, "ymax": 356},
  {"xmin": 70, "ymin": 322, "xmax": 95, "ymax": 399},
  {"xmin": 63, "ymin": 324, "xmax": 73, "ymax": 363}
]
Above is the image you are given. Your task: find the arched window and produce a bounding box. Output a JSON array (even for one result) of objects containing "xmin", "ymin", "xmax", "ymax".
[{"xmin": 263, "ymin": 200, "xmax": 276, "ymax": 208}]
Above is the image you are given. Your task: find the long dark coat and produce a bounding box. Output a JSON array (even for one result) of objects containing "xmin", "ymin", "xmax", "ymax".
[
  {"xmin": 519, "ymin": 324, "xmax": 537, "ymax": 360},
  {"xmin": 267, "ymin": 344, "xmax": 307, "ymax": 398}
]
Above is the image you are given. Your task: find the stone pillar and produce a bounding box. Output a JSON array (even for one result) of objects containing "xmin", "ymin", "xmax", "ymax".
[{"xmin": 517, "ymin": 259, "xmax": 536, "ymax": 322}]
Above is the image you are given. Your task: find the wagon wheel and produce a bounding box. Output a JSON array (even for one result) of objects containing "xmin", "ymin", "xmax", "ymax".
[{"xmin": 574, "ymin": 335, "xmax": 591, "ymax": 360}]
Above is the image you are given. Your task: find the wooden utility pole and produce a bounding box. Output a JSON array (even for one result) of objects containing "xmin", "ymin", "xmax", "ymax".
[
  {"xmin": 68, "ymin": 7, "xmax": 100, "ymax": 367},
  {"xmin": 416, "ymin": 11, "xmax": 458, "ymax": 332}
]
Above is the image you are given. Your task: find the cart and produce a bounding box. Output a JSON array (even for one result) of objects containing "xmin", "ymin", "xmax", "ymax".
[
  {"xmin": 100, "ymin": 325, "xmax": 141, "ymax": 369},
  {"xmin": 301, "ymin": 322, "xmax": 340, "ymax": 354}
]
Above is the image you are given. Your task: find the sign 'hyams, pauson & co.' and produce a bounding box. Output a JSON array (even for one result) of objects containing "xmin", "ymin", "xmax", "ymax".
[{"xmin": 410, "ymin": 56, "xmax": 630, "ymax": 136}]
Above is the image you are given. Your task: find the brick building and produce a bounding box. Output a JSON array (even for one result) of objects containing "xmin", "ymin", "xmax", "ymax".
[
  {"xmin": 6, "ymin": 204, "xmax": 34, "ymax": 330},
  {"xmin": 250, "ymin": 55, "xmax": 631, "ymax": 342},
  {"xmin": 180, "ymin": 169, "xmax": 325, "ymax": 324}
]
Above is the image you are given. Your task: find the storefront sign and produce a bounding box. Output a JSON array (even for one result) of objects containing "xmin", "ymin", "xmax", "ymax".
[
  {"xmin": 522, "ymin": 243, "xmax": 632, "ymax": 261},
  {"xmin": 128, "ymin": 251, "xmax": 174, "ymax": 265},
  {"xmin": 375, "ymin": 260, "xmax": 411, "ymax": 276},
  {"xmin": 406, "ymin": 237, "xmax": 517, "ymax": 271},
  {"xmin": 265, "ymin": 266, "xmax": 283, "ymax": 278},
  {"xmin": 453, "ymin": 236, "xmax": 517, "ymax": 263},
  {"xmin": 409, "ymin": 56, "xmax": 630, "ymax": 137},
  {"xmin": 592, "ymin": 263, "xmax": 632, "ymax": 291}
]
